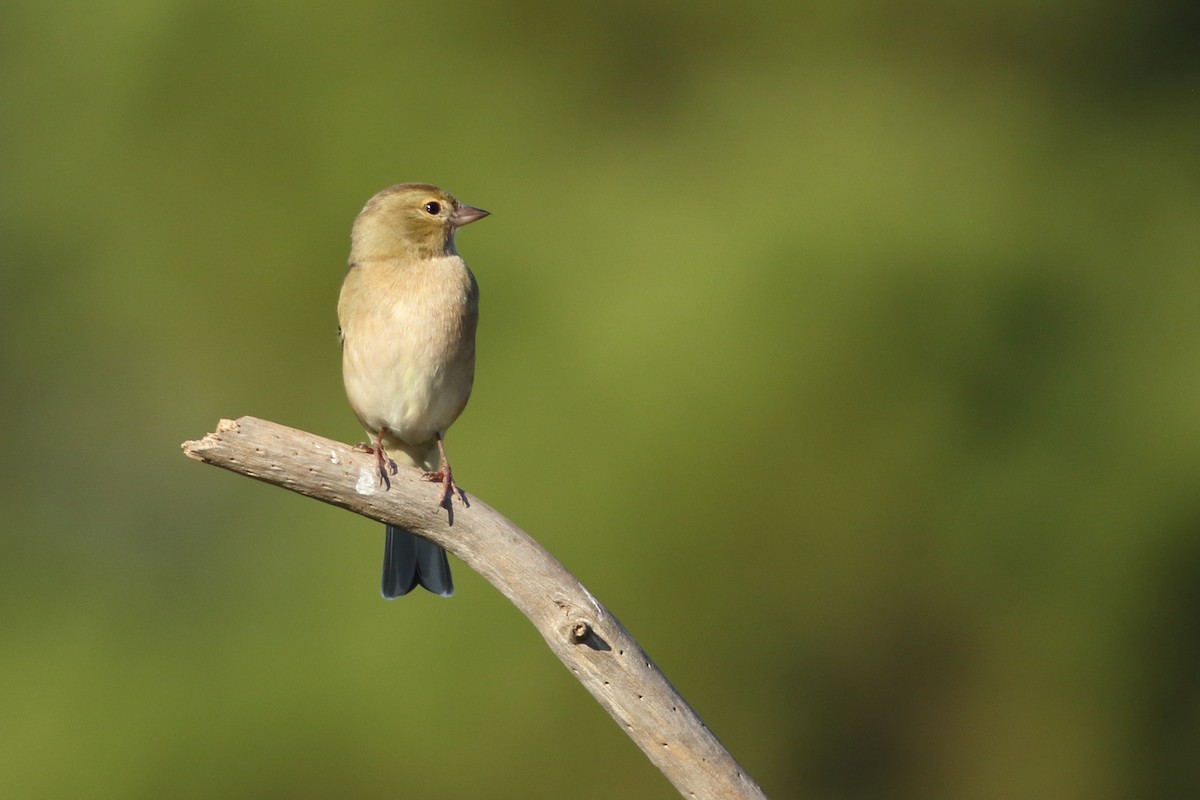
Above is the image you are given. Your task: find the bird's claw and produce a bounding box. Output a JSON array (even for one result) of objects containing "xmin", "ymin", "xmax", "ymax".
[
  {"xmin": 358, "ymin": 440, "xmax": 396, "ymax": 489},
  {"xmin": 422, "ymin": 465, "xmax": 469, "ymax": 513}
]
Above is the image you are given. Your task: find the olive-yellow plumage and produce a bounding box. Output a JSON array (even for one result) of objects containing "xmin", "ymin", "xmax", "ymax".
[{"xmin": 337, "ymin": 183, "xmax": 488, "ymax": 598}]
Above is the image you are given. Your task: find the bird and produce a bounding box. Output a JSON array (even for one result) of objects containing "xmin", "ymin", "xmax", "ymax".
[{"xmin": 337, "ymin": 183, "xmax": 488, "ymax": 598}]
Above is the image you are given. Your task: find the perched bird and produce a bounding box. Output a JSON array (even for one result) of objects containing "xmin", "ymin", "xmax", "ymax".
[{"xmin": 337, "ymin": 183, "xmax": 488, "ymax": 598}]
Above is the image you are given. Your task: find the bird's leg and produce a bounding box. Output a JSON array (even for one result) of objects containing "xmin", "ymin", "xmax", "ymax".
[
  {"xmin": 423, "ymin": 432, "xmax": 469, "ymax": 512},
  {"xmin": 354, "ymin": 428, "xmax": 396, "ymax": 489}
]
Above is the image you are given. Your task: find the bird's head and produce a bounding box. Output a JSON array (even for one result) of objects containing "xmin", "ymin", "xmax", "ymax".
[{"xmin": 350, "ymin": 183, "xmax": 489, "ymax": 263}]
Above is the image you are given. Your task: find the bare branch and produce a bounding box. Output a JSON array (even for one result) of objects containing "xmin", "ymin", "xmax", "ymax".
[{"xmin": 182, "ymin": 417, "xmax": 766, "ymax": 800}]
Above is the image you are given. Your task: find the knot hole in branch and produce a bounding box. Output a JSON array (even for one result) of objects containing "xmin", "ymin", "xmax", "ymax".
[{"xmin": 567, "ymin": 620, "xmax": 611, "ymax": 651}]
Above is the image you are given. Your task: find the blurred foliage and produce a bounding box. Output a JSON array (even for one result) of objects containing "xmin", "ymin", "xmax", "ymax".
[{"xmin": 2, "ymin": 0, "xmax": 1199, "ymax": 797}]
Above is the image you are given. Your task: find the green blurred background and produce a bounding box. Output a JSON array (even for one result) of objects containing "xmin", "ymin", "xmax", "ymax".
[{"xmin": 3, "ymin": 1, "xmax": 1199, "ymax": 797}]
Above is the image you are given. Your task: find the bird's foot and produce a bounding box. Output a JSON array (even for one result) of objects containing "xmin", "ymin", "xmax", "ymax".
[
  {"xmin": 423, "ymin": 435, "xmax": 467, "ymax": 523},
  {"xmin": 355, "ymin": 441, "xmax": 396, "ymax": 489},
  {"xmin": 422, "ymin": 464, "xmax": 469, "ymax": 514}
]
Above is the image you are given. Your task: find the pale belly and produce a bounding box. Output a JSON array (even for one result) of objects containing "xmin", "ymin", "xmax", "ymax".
[{"xmin": 343, "ymin": 338, "xmax": 473, "ymax": 445}]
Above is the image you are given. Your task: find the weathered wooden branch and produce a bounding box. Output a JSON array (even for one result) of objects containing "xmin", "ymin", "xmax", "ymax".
[{"xmin": 182, "ymin": 417, "xmax": 766, "ymax": 800}]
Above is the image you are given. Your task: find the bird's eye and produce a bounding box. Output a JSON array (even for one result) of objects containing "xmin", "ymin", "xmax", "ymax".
[{"xmin": 423, "ymin": 201, "xmax": 442, "ymax": 215}]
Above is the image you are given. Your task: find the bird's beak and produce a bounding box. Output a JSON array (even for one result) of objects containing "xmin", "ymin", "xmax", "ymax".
[{"xmin": 452, "ymin": 205, "xmax": 490, "ymax": 228}]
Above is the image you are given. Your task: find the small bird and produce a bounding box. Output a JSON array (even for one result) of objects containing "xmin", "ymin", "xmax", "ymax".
[{"xmin": 337, "ymin": 183, "xmax": 488, "ymax": 598}]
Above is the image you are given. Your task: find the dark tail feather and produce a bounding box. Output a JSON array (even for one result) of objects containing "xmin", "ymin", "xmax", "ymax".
[
  {"xmin": 381, "ymin": 526, "xmax": 417, "ymax": 599},
  {"xmin": 413, "ymin": 534, "xmax": 454, "ymax": 597},
  {"xmin": 381, "ymin": 525, "xmax": 454, "ymax": 599}
]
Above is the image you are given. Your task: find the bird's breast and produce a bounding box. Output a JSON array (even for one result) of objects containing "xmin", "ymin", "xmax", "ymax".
[{"xmin": 338, "ymin": 255, "xmax": 478, "ymax": 447}]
